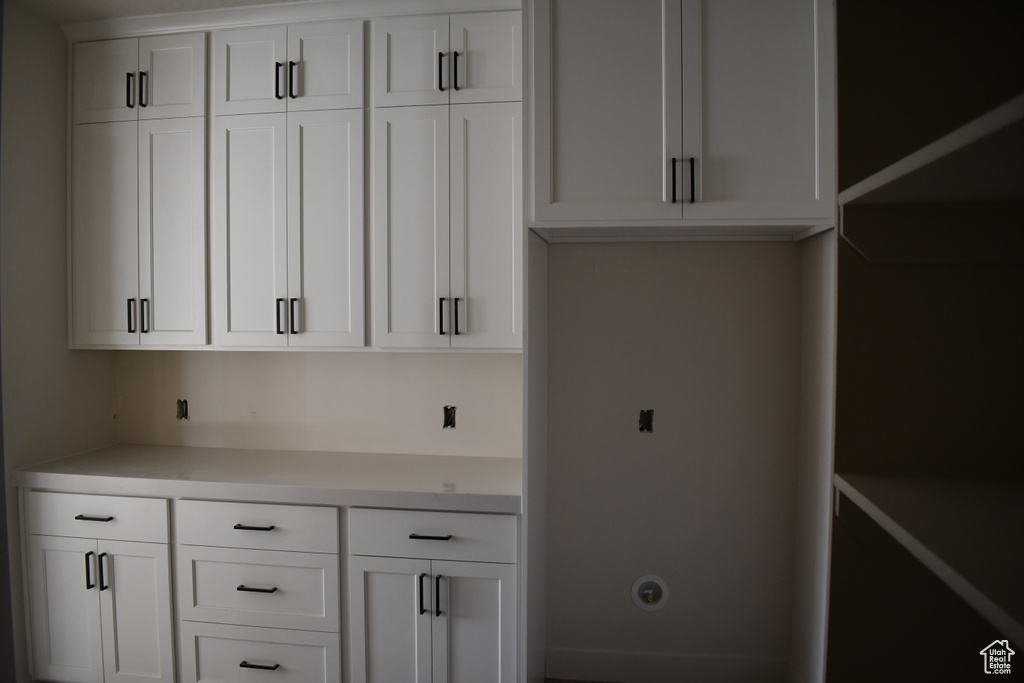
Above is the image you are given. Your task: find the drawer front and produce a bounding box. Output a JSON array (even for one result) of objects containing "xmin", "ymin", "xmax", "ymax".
[
  {"xmin": 179, "ymin": 621, "xmax": 339, "ymax": 683},
  {"xmin": 349, "ymin": 508, "xmax": 517, "ymax": 563},
  {"xmin": 178, "ymin": 545, "xmax": 339, "ymax": 632},
  {"xmin": 25, "ymin": 490, "xmax": 168, "ymax": 543},
  {"xmin": 176, "ymin": 500, "xmax": 338, "ymax": 553}
]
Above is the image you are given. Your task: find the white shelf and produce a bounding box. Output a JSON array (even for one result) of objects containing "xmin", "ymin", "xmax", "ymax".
[
  {"xmin": 838, "ymin": 92, "xmax": 1024, "ymax": 206},
  {"xmin": 834, "ymin": 474, "xmax": 1024, "ymax": 645}
]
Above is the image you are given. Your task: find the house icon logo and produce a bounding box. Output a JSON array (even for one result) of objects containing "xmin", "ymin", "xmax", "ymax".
[{"xmin": 980, "ymin": 640, "xmax": 1015, "ymax": 674}]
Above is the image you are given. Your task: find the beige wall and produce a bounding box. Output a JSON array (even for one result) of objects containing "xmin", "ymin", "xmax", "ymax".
[
  {"xmin": 113, "ymin": 351, "xmax": 523, "ymax": 458},
  {"xmin": 1, "ymin": 3, "xmax": 116, "ymax": 680},
  {"xmin": 545, "ymin": 242, "xmax": 801, "ymax": 683}
]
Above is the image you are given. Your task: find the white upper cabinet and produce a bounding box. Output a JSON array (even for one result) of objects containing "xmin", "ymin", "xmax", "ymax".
[
  {"xmin": 213, "ymin": 20, "xmax": 363, "ymax": 115},
  {"xmin": 213, "ymin": 110, "xmax": 365, "ymax": 348},
  {"xmin": 73, "ymin": 33, "xmax": 206, "ymax": 124},
  {"xmin": 373, "ymin": 102, "xmax": 521, "ymax": 349},
  {"xmin": 373, "ymin": 11, "xmax": 521, "ymax": 107},
  {"xmin": 530, "ymin": 0, "xmax": 835, "ymax": 230}
]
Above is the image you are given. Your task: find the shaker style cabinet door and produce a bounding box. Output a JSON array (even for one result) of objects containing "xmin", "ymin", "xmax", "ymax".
[
  {"xmin": 213, "ymin": 27, "xmax": 288, "ymax": 115},
  {"xmin": 448, "ymin": 12, "xmax": 522, "ymax": 105},
  {"xmin": 212, "ymin": 113, "xmax": 289, "ymax": 347},
  {"xmin": 137, "ymin": 33, "xmax": 206, "ymax": 120},
  {"xmin": 372, "ymin": 15, "xmax": 450, "ymax": 107},
  {"xmin": 286, "ymin": 21, "xmax": 364, "ymax": 111},
  {"xmin": 71, "ymin": 121, "xmax": 140, "ymax": 347},
  {"xmin": 72, "ymin": 38, "xmax": 140, "ymax": 124}
]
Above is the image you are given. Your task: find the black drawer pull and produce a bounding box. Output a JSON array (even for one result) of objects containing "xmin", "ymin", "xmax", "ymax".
[
  {"xmin": 409, "ymin": 533, "xmax": 453, "ymax": 541},
  {"xmin": 240, "ymin": 661, "xmax": 280, "ymax": 671},
  {"xmin": 85, "ymin": 551, "xmax": 95, "ymax": 590},
  {"xmin": 435, "ymin": 574, "xmax": 444, "ymax": 616},
  {"xmin": 233, "ymin": 523, "xmax": 276, "ymax": 532},
  {"xmin": 237, "ymin": 584, "xmax": 278, "ymax": 594},
  {"xmin": 76, "ymin": 514, "xmax": 114, "ymax": 522},
  {"xmin": 98, "ymin": 553, "xmax": 109, "ymax": 591},
  {"xmin": 438, "ymin": 52, "xmax": 445, "ymax": 92},
  {"xmin": 418, "ymin": 572, "xmax": 428, "ymax": 615}
]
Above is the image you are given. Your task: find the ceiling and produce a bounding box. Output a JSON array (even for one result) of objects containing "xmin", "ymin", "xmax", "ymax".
[{"xmin": 23, "ymin": 0, "xmax": 319, "ymax": 25}]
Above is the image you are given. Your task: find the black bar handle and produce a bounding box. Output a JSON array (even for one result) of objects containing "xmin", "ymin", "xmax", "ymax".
[
  {"xmin": 240, "ymin": 662, "xmax": 280, "ymax": 671},
  {"xmin": 76, "ymin": 514, "xmax": 115, "ymax": 522},
  {"xmin": 140, "ymin": 299, "xmax": 150, "ymax": 333},
  {"xmin": 275, "ymin": 62, "xmax": 284, "ymax": 100},
  {"xmin": 237, "ymin": 584, "xmax": 278, "ymax": 594},
  {"xmin": 439, "ymin": 297, "xmax": 447, "ymax": 335},
  {"xmin": 98, "ymin": 553, "xmax": 109, "ymax": 591},
  {"xmin": 233, "ymin": 523, "xmax": 276, "ymax": 532},
  {"xmin": 289, "ymin": 298, "xmax": 299, "ymax": 335},
  {"xmin": 127, "ymin": 298, "xmax": 137, "ymax": 333},
  {"xmin": 435, "ymin": 574, "xmax": 444, "ymax": 617},
  {"xmin": 288, "ymin": 61, "xmax": 298, "ymax": 98},
  {"xmin": 453, "ymin": 298, "xmax": 461, "ymax": 336},
  {"xmin": 139, "ymin": 71, "xmax": 148, "ymax": 107},
  {"xmin": 438, "ymin": 52, "xmax": 446, "ymax": 92},
  {"xmin": 418, "ymin": 572, "xmax": 428, "ymax": 615},
  {"xmin": 453, "ymin": 51, "xmax": 460, "ymax": 91},
  {"xmin": 126, "ymin": 72, "xmax": 135, "ymax": 108},
  {"xmin": 275, "ymin": 298, "xmax": 286, "ymax": 334},
  {"xmin": 409, "ymin": 533, "xmax": 453, "ymax": 541},
  {"xmin": 671, "ymin": 157, "xmax": 678, "ymax": 203},
  {"xmin": 689, "ymin": 157, "xmax": 695, "ymax": 204},
  {"xmin": 85, "ymin": 551, "xmax": 95, "ymax": 590}
]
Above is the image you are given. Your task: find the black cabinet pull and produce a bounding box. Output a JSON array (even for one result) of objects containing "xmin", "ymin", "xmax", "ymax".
[
  {"xmin": 127, "ymin": 298, "xmax": 137, "ymax": 333},
  {"xmin": 409, "ymin": 533, "xmax": 453, "ymax": 541},
  {"xmin": 240, "ymin": 662, "xmax": 280, "ymax": 671},
  {"xmin": 418, "ymin": 572, "xmax": 428, "ymax": 615},
  {"xmin": 453, "ymin": 298, "xmax": 462, "ymax": 336},
  {"xmin": 139, "ymin": 71, "xmax": 148, "ymax": 107},
  {"xmin": 452, "ymin": 51, "xmax": 460, "ymax": 91},
  {"xmin": 275, "ymin": 62, "xmax": 284, "ymax": 100},
  {"xmin": 438, "ymin": 52, "xmax": 446, "ymax": 92},
  {"xmin": 289, "ymin": 298, "xmax": 299, "ymax": 334},
  {"xmin": 126, "ymin": 72, "xmax": 135, "ymax": 108},
  {"xmin": 671, "ymin": 157, "xmax": 678, "ymax": 203},
  {"xmin": 140, "ymin": 299, "xmax": 150, "ymax": 333},
  {"xmin": 237, "ymin": 584, "xmax": 278, "ymax": 594},
  {"xmin": 75, "ymin": 514, "xmax": 115, "ymax": 522},
  {"xmin": 288, "ymin": 61, "xmax": 298, "ymax": 98},
  {"xmin": 439, "ymin": 297, "xmax": 447, "ymax": 335},
  {"xmin": 233, "ymin": 523, "xmax": 276, "ymax": 532},
  {"xmin": 435, "ymin": 574, "xmax": 444, "ymax": 616},
  {"xmin": 275, "ymin": 298, "xmax": 286, "ymax": 334},
  {"xmin": 85, "ymin": 551, "xmax": 95, "ymax": 590},
  {"xmin": 689, "ymin": 157, "xmax": 695, "ymax": 204},
  {"xmin": 98, "ymin": 553, "xmax": 109, "ymax": 591}
]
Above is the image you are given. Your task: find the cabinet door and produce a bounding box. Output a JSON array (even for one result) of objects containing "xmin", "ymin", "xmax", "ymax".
[
  {"xmin": 372, "ymin": 106, "xmax": 450, "ymax": 349},
  {"xmin": 349, "ymin": 556, "xmax": 432, "ymax": 683},
  {"xmin": 71, "ymin": 121, "xmax": 140, "ymax": 347},
  {"xmin": 450, "ymin": 103, "xmax": 522, "ymax": 349},
  {"xmin": 449, "ymin": 12, "xmax": 522, "ymax": 105},
  {"xmin": 97, "ymin": 540, "xmax": 175, "ymax": 683},
  {"xmin": 372, "ymin": 15, "xmax": 450, "ymax": 107},
  {"xmin": 213, "ymin": 26, "xmax": 287, "ymax": 115},
  {"xmin": 287, "ymin": 110, "xmax": 365, "ymax": 347},
  {"xmin": 138, "ymin": 117, "xmax": 207, "ymax": 346},
  {"xmin": 287, "ymin": 21, "xmax": 364, "ymax": 111},
  {"xmin": 138, "ymin": 33, "xmax": 206, "ymax": 120},
  {"xmin": 432, "ymin": 561, "xmax": 517, "ymax": 683},
  {"xmin": 681, "ymin": 0, "xmax": 834, "ymax": 221},
  {"xmin": 531, "ymin": 0, "xmax": 682, "ymax": 223},
  {"xmin": 73, "ymin": 38, "xmax": 139, "ymax": 124},
  {"xmin": 27, "ymin": 535, "xmax": 103, "ymax": 683},
  {"xmin": 212, "ymin": 113, "xmax": 288, "ymax": 347}
]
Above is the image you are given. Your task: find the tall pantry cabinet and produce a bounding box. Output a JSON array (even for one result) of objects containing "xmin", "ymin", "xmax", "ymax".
[{"xmin": 69, "ymin": 34, "xmax": 207, "ymax": 348}]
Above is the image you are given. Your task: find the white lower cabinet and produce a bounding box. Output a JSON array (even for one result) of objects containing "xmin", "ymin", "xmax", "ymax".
[
  {"xmin": 24, "ymin": 493, "xmax": 174, "ymax": 683},
  {"xmin": 348, "ymin": 509, "xmax": 517, "ymax": 683}
]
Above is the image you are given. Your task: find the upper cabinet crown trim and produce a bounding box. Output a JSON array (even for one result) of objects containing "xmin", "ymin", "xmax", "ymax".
[{"xmin": 63, "ymin": 0, "xmax": 521, "ymax": 43}]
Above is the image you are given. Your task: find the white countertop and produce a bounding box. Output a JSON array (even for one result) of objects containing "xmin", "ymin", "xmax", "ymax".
[{"xmin": 15, "ymin": 444, "xmax": 522, "ymax": 514}]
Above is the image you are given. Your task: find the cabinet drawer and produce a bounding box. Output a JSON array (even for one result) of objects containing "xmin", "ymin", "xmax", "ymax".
[
  {"xmin": 25, "ymin": 491, "xmax": 168, "ymax": 543},
  {"xmin": 176, "ymin": 500, "xmax": 338, "ymax": 553},
  {"xmin": 349, "ymin": 508, "xmax": 516, "ymax": 563},
  {"xmin": 179, "ymin": 621, "xmax": 339, "ymax": 683},
  {"xmin": 177, "ymin": 545, "xmax": 339, "ymax": 632}
]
